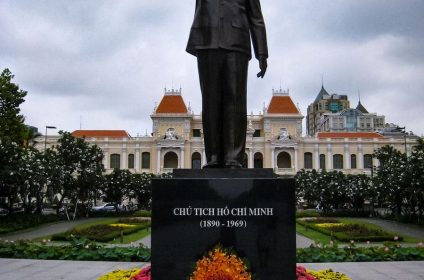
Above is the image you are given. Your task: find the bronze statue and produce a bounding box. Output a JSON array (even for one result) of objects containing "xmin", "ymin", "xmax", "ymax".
[{"xmin": 187, "ymin": 0, "xmax": 268, "ymax": 168}]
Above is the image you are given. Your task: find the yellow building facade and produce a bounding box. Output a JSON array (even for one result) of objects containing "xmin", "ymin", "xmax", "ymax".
[{"xmin": 39, "ymin": 88, "xmax": 416, "ymax": 176}]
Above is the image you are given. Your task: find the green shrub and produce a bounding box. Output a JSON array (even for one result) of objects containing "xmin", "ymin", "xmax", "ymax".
[
  {"xmin": 118, "ymin": 217, "xmax": 151, "ymax": 225},
  {"xmin": 0, "ymin": 214, "xmax": 60, "ymax": 234},
  {"xmin": 1, "ymin": 240, "xmax": 423, "ymax": 263},
  {"xmin": 296, "ymin": 210, "xmax": 321, "ymax": 218},
  {"xmin": 133, "ymin": 210, "xmax": 151, "ymax": 217},
  {"xmin": 297, "ymin": 245, "xmax": 424, "ymax": 262},
  {"xmin": 322, "ymin": 210, "xmax": 374, "ymax": 218},
  {"xmin": 0, "ymin": 239, "xmax": 150, "ymax": 262}
]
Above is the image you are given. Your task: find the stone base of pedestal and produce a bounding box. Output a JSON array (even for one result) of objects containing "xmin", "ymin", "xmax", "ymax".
[{"xmin": 151, "ymin": 169, "xmax": 296, "ymax": 280}]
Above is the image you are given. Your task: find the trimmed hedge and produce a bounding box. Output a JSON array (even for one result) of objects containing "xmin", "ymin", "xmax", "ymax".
[
  {"xmin": 296, "ymin": 210, "xmax": 321, "ymax": 219},
  {"xmin": 297, "ymin": 245, "xmax": 424, "ymax": 262},
  {"xmin": 0, "ymin": 240, "xmax": 150, "ymax": 262},
  {"xmin": 0, "ymin": 214, "xmax": 61, "ymax": 234},
  {"xmin": 1, "ymin": 240, "xmax": 423, "ymax": 263}
]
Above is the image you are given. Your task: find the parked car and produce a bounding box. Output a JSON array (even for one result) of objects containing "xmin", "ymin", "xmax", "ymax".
[
  {"xmin": 0, "ymin": 207, "xmax": 9, "ymax": 216},
  {"xmin": 90, "ymin": 203, "xmax": 124, "ymax": 213}
]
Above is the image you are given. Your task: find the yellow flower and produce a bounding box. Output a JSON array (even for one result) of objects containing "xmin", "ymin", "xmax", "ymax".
[
  {"xmin": 97, "ymin": 268, "xmax": 140, "ymax": 280},
  {"xmin": 315, "ymin": 223, "xmax": 345, "ymax": 229},
  {"xmin": 307, "ymin": 268, "xmax": 352, "ymax": 280},
  {"xmin": 109, "ymin": 223, "xmax": 136, "ymax": 228}
]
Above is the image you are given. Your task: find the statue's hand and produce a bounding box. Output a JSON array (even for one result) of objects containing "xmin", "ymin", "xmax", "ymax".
[{"xmin": 257, "ymin": 57, "xmax": 267, "ymax": 78}]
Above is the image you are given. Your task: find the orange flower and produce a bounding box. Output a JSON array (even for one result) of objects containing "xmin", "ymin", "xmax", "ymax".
[{"xmin": 190, "ymin": 248, "xmax": 252, "ymax": 280}]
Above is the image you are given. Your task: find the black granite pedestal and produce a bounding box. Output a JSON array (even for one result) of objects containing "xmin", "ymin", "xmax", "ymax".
[{"xmin": 151, "ymin": 169, "xmax": 296, "ymax": 280}]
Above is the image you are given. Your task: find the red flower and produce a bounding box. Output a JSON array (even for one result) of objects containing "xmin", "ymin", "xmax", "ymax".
[
  {"xmin": 296, "ymin": 266, "xmax": 316, "ymax": 280},
  {"xmin": 131, "ymin": 265, "xmax": 316, "ymax": 280},
  {"xmin": 130, "ymin": 266, "xmax": 151, "ymax": 280}
]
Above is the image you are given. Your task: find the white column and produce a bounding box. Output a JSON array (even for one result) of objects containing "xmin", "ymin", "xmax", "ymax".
[
  {"xmin": 103, "ymin": 149, "xmax": 109, "ymax": 170},
  {"xmin": 248, "ymin": 149, "xmax": 253, "ymax": 168},
  {"xmin": 121, "ymin": 148, "xmax": 127, "ymax": 170},
  {"xmin": 180, "ymin": 147, "xmax": 185, "ymax": 168},
  {"xmin": 202, "ymin": 150, "xmax": 207, "ymax": 166},
  {"xmin": 294, "ymin": 147, "xmax": 298, "ymax": 172},
  {"xmin": 358, "ymin": 143, "xmax": 364, "ymax": 169},
  {"xmin": 135, "ymin": 147, "xmax": 140, "ymax": 172},
  {"xmin": 157, "ymin": 148, "xmax": 161, "ymax": 173},
  {"xmin": 345, "ymin": 143, "xmax": 350, "ymax": 170},
  {"xmin": 271, "ymin": 148, "xmax": 275, "ymax": 170},
  {"xmin": 327, "ymin": 143, "xmax": 332, "ymax": 170},
  {"xmin": 314, "ymin": 144, "xmax": 319, "ymax": 170}
]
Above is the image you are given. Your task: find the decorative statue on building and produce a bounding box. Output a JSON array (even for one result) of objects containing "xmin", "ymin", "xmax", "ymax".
[{"xmin": 186, "ymin": 0, "xmax": 268, "ymax": 168}]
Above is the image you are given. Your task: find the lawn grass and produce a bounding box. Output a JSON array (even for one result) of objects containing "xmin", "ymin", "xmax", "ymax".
[
  {"xmin": 344, "ymin": 218, "xmax": 421, "ymax": 243},
  {"xmin": 296, "ymin": 223, "xmax": 331, "ymax": 244},
  {"xmin": 296, "ymin": 217, "xmax": 421, "ymax": 244},
  {"xmin": 73, "ymin": 218, "xmax": 119, "ymax": 230},
  {"xmin": 109, "ymin": 227, "xmax": 151, "ymax": 244}
]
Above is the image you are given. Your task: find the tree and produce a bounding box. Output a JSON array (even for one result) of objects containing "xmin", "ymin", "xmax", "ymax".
[
  {"xmin": 129, "ymin": 173, "xmax": 154, "ymax": 210},
  {"xmin": 47, "ymin": 131, "xmax": 104, "ymax": 218},
  {"xmin": 102, "ymin": 169, "xmax": 132, "ymax": 211},
  {"xmin": 373, "ymin": 145, "xmax": 407, "ymax": 219},
  {"xmin": 0, "ymin": 140, "xmax": 24, "ymax": 213},
  {"xmin": 345, "ymin": 174, "xmax": 374, "ymax": 211},
  {"xmin": 406, "ymin": 138, "xmax": 424, "ymax": 222},
  {"xmin": 0, "ymin": 68, "xmax": 29, "ymax": 144}
]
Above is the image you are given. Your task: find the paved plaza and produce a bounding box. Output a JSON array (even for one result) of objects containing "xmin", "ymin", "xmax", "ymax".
[
  {"xmin": 1, "ymin": 218, "xmax": 423, "ymax": 279},
  {"xmin": 0, "ymin": 258, "xmax": 423, "ymax": 279}
]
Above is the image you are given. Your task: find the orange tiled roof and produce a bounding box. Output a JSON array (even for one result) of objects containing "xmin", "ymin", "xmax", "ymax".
[
  {"xmin": 317, "ymin": 132, "xmax": 383, "ymax": 138},
  {"xmin": 156, "ymin": 95, "xmax": 188, "ymax": 113},
  {"xmin": 267, "ymin": 96, "xmax": 300, "ymax": 114},
  {"xmin": 72, "ymin": 130, "xmax": 130, "ymax": 138}
]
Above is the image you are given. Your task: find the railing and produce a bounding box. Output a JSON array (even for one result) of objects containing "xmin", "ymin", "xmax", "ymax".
[
  {"xmin": 275, "ymin": 168, "xmax": 296, "ymax": 175},
  {"xmin": 161, "ymin": 168, "xmax": 174, "ymax": 174}
]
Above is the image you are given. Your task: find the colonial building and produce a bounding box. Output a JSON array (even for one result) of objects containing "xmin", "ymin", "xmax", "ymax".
[{"xmin": 38, "ymin": 87, "xmax": 417, "ymax": 176}]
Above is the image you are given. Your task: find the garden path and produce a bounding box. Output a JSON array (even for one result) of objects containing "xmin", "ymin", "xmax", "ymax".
[
  {"xmin": 355, "ymin": 218, "xmax": 424, "ymax": 240},
  {"xmin": 0, "ymin": 218, "xmax": 105, "ymax": 241},
  {"xmin": 131, "ymin": 234, "xmax": 315, "ymax": 249}
]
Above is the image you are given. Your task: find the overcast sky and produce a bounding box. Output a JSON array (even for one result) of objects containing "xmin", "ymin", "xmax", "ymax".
[{"xmin": 1, "ymin": 0, "xmax": 423, "ymax": 136}]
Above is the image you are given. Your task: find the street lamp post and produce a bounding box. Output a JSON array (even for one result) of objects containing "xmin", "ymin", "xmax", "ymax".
[{"xmin": 44, "ymin": 126, "xmax": 57, "ymax": 151}]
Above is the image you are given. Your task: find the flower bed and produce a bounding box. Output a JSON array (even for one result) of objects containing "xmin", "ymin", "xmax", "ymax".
[
  {"xmin": 1, "ymin": 239, "xmax": 423, "ymax": 262},
  {"xmin": 297, "ymin": 218, "xmax": 402, "ymax": 242},
  {"xmin": 0, "ymin": 239, "xmax": 150, "ymax": 262},
  {"xmin": 51, "ymin": 220, "xmax": 150, "ymax": 242},
  {"xmin": 99, "ymin": 265, "xmax": 352, "ymax": 280}
]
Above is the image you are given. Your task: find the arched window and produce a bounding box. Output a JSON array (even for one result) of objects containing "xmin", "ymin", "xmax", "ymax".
[
  {"xmin": 333, "ymin": 154, "xmax": 344, "ymax": 169},
  {"xmin": 142, "ymin": 152, "xmax": 150, "ymax": 169},
  {"xmin": 164, "ymin": 151, "xmax": 178, "ymax": 168},
  {"xmin": 128, "ymin": 154, "xmax": 135, "ymax": 169},
  {"xmin": 319, "ymin": 154, "xmax": 326, "ymax": 170},
  {"xmin": 254, "ymin": 152, "xmax": 263, "ymax": 168},
  {"xmin": 350, "ymin": 154, "xmax": 357, "ymax": 169},
  {"xmin": 304, "ymin": 152, "xmax": 313, "ymax": 169},
  {"xmin": 192, "ymin": 152, "xmax": 202, "ymax": 169},
  {"xmin": 242, "ymin": 153, "xmax": 248, "ymax": 168},
  {"xmin": 277, "ymin": 152, "xmax": 291, "ymax": 168},
  {"xmin": 110, "ymin": 154, "xmax": 120, "ymax": 169},
  {"xmin": 364, "ymin": 154, "xmax": 373, "ymax": 169}
]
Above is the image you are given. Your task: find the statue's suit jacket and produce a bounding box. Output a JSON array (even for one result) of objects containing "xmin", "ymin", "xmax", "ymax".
[{"xmin": 186, "ymin": 0, "xmax": 268, "ymax": 60}]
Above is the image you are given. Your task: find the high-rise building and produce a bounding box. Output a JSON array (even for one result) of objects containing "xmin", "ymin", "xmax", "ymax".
[
  {"xmin": 306, "ymin": 86, "xmax": 350, "ymax": 136},
  {"xmin": 317, "ymin": 101, "xmax": 385, "ymax": 133}
]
